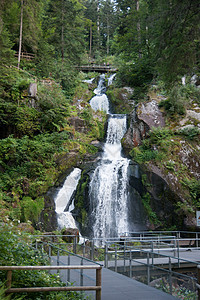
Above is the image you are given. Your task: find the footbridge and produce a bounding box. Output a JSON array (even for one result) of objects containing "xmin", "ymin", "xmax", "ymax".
[
  {"xmin": 31, "ymin": 230, "xmax": 200, "ymax": 299},
  {"xmin": 75, "ymin": 64, "xmax": 117, "ymax": 73}
]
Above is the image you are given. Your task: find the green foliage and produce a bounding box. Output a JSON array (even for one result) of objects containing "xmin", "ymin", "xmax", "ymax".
[
  {"xmin": 0, "ymin": 132, "xmax": 70, "ymax": 222},
  {"xmin": 159, "ymin": 84, "xmax": 200, "ymax": 116},
  {"xmin": 20, "ymin": 197, "xmax": 44, "ymax": 225},
  {"xmin": 116, "ymin": 58, "xmax": 154, "ymax": 89},
  {"xmin": 156, "ymin": 278, "xmax": 197, "ymax": 300},
  {"xmin": 147, "ymin": 127, "xmax": 173, "ymax": 145},
  {"xmin": 181, "ymin": 178, "xmax": 200, "ymax": 207},
  {"xmin": 130, "ymin": 128, "xmax": 172, "ymax": 164},
  {"xmin": 141, "ymin": 193, "xmax": 160, "ymax": 225},
  {"xmin": 0, "ymin": 225, "xmax": 82, "ymax": 299},
  {"xmin": 178, "ymin": 126, "xmax": 200, "ymax": 140},
  {"xmin": 37, "ymin": 83, "xmax": 70, "ymax": 132}
]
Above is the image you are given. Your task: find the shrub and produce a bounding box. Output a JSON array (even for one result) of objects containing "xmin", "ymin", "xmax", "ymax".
[
  {"xmin": 0, "ymin": 225, "xmax": 82, "ymax": 299},
  {"xmin": 178, "ymin": 126, "xmax": 200, "ymax": 140}
]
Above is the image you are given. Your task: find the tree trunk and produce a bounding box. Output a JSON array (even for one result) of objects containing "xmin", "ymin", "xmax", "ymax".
[
  {"xmin": 136, "ymin": 0, "xmax": 142, "ymax": 59},
  {"xmin": 107, "ymin": 15, "xmax": 109, "ymax": 55},
  {"xmin": 89, "ymin": 22, "xmax": 92, "ymax": 58},
  {"xmin": 61, "ymin": 0, "xmax": 64, "ymax": 65},
  {"xmin": 97, "ymin": 0, "xmax": 100, "ymax": 50},
  {"xmin": 18, "ymin": 0, "xmax": 23, "ymax": 69}
]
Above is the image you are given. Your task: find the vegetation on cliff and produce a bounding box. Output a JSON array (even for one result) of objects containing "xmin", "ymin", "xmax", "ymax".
[{"xmin": 0, "ymin": 0, "xmax": 199, "ymax": 230}]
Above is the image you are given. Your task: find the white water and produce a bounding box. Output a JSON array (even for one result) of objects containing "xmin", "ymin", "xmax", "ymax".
[
  {"xmin": 90, "ymin": 74, "xmax": 109, "ymax": 113},
  {"xmin": 54, "ymin": 168, "xmax": 81, "ymax": 229},
  {"xmin": 89, "ymin": 75, "xmax": 130, "ymax": 240},
  {"xmin": 90, "ymin": 94, "xmax": 109, "ymax": 113},
  {"xmin": 108, "ymin": 73, "xmax": 116, "ymax": 86}
]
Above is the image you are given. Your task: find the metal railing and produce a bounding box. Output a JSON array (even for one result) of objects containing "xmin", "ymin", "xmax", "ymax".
[
  {"xmin": 103, "ymin": 239, "xmax": 199, "ymax": 297},
  {"xmin": 1, "ymin": 265, "xmax": 102, "ymax": 300},
  {"xmin": 34, "ymin": 240, "xmax": 103, "ymax": 299}
]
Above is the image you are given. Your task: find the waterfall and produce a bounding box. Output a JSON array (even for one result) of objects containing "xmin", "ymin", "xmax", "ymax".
[
  {"xmin": 90, "ymin": 74, "xmax": 109, "ymax": 113},
  {"xmin": 108, "ymin": 73, "xmax": 116, "ymax": 86},
  {"xmin": 89, "ymin": 115, "xmax": 130, "ymax": 240},
  {"xmin": 89, "ymin": 74, "xmax": 131, "ymax": 240},
  {"xmin": 54, "ymin": 168, "xmax": 81, "ymax": 229}
]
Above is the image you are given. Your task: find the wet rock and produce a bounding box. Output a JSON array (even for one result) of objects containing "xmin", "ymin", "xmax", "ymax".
[
  {"xmin": 122, "ymin": 100, "xmax": 165, "ymax": 155},
  {"xmin": 137, "ymin": 100, "xmax": 165, "ymax": 129},
  {"xmin": 39, "ymin": 189, "xmax": 58, "ymax": 231},
  {"xmin": 61, "ymin": 228, "xmax": 79, "ymax": 243}
]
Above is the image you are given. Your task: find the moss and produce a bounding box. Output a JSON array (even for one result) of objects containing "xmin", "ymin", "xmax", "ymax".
[{"xmin": 141, "ymin": 192, "xmax": 161, "ymax": 225}]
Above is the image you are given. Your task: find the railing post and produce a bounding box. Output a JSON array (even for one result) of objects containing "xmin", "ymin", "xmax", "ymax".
[
  {"xmin": 90, "ymin": 240, "xmax": 94, "ymax": 261},
  {"xmin": 96, "ymin": 267, "xmax": 102, "ymax": 300},
  {"xmin": 48, "ymin": 244, "xmax": 51, "ymax": 257},
  {"xmin": 6, "ymin": 270, "xmax": 12, "ymax": 289},
  {"xmin": 196, "ymin": 233, "xmax": 198, "ymax": 248},
  {"xmin": 83, "ymin": 238, "xmax": 86, "ymax": 257},
  {"xmin": 129, "ymin": 249, "xmax": 132, "ymax": 278},
  {"xmin": 105, "ymin": 243, "xmax": 108, "ymax": 268},
  {"xmin": 147, "ymin": 252, "xmax": 150, "ymax": 285},
  {"xmin": 177, "ymin": 239, "xmax": 180, "ymax": 267},
  {"xmin": 197, "ymin": 265, "xmax": 200, "ymax": 300},
  {"xmin": 115, "ymin": 245, "xmax": 117, "ymax": 273},
  {"xmin": 73, "ymin": 236, "xmax": 77, "ymax": 254},
  {"xmin": 151, "ymin": 242, "xmax": 154, "ymax": 267},
  {"xmin": 80, "ymin": 258, "xmax": 84, "ymax": 299},
  {"xmin": 80, "ymin": 258, "xmax": 83, "ymax": 286},
  {"xmin": 67, "ymin": 255, "xmax": 70, "ymax": 283},
  {"xmin": 124, "ymin": 241, "xmax": 126, "ymax": 272},
  {"xmin": 57, "ymin": 250, "xmax": 60, "ymax": 273},
  {"xmin": 169, "ymin": 257, "xmax": 172, "ymax": 295},
  {"xmin": 173, "ymin": 238, "xmax": 176, "ymax": 257}
]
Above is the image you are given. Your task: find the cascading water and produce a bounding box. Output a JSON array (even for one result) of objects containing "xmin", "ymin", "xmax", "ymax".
[
  {"xmin": 54, "ymin": 168, "xmax": 81, "ymax": 229},
  {"xmin": 108, "ymin": 73, "xmax": 116, "ymax": 86},
  {"xmin": 89, "ymin": 74, "xmax": 131, "ymax": 240},
  {"xmin": 90, "ymin": 74, "xmax": 109, "ymax": 113},
  {"xmin": 89, "ymin": 115, "xmax": 130, "ymax": 240}
]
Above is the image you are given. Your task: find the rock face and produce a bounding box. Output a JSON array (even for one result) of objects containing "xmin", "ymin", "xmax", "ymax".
[
  {"xmin": 68, "ymin": 117, "xmax": 88, "ymax": 133},
  {"xmin": 39, "ymin": 188, "xmax": 58, "ymax": 231},
  {"xmin": 122, "ymin": 100, "xmax": 165, "ymax": 155},
  {"xmin": 129, "ymin": 163, "xmax": 185, "ymax": 230},
  {"xmin": 122, "ymin": 97, "xmax": 200, "ymax": 230},
  {"xmin": 61, "ymin": 228, "xmax": 79, "ymax": 243}
]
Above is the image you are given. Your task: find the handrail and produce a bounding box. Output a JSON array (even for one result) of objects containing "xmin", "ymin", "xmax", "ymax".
[
  {"xmin": 1, "ymin": 265, "xmax": 102, "ymax": 300},
  {"xmin": 197, "ymin": 265, "xmax": 200, "ymax": 300},
  {"xmin": 105, "ymin": 241, "xmax": 200, "ymax": 296}
]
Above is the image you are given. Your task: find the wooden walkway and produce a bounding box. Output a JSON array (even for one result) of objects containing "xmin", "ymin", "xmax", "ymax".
[
  {"xmin": 75, "ymin": 65, "xmax": 117, "ymax": 73},
  {"xmin": 51, "ymin": 256, "xmax": 176, "ymax": 299}
]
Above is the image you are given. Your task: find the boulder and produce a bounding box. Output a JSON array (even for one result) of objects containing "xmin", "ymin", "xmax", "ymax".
[
  {"xmin": 68, "ymin": 117, "xmax": 88, "ymax": 133},
  {"xmin": 61, "ymin": 228, "xmax": 79, "ymax": 243},
  {"xmin": 28, "ymin": 82, "xmax": 37, "ymax": 98},
  {"xmin": 122, "ymin": 100, "xmax": 165, "ymax": 155}
]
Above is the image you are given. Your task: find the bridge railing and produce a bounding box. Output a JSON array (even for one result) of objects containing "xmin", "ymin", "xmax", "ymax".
[
  {"xmin": 31, "ymin": 232, "xmax": 200, "ymax": 264},
  {"xmin": 1, "ymin": 265, "xmax": 102, "ymax": 300},
  {"xmin": 33, "ymin": 240, "xmax": 103, "ymax": 299},
  {"xmin": 104, "ymin": 240, "xmax": 200, "ymax": 297}
]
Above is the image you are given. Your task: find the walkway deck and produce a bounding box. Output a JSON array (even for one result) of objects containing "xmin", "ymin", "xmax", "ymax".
[
  {"xmin": 51, "ymin": 256, "xmax": 176, "ymax": 299},
  {"xmin": 104, "ymin": 248, "xmax": 200, "ymax": 270},
  {"xmin": 75, "ymin": 65, "xmax": 117, "ymax": 73}
]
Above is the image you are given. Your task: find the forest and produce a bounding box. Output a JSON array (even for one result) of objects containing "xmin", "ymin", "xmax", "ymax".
[
  {"xmin": 0, "ymin": 0, "xmax": 200, "ymax": 229},
  {"xmin": 0, "ymin": 0, "xmax": 200, "ymax": 298}
]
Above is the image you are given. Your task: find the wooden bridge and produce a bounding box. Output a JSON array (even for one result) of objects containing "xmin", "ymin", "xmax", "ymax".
[
  {"xmin": 75, "ymin": 64, "xmax": 117, "ymax": 73},
  {"xmin": 15, "ymin": 52, "xmax": 35, "ymax": 60}
]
